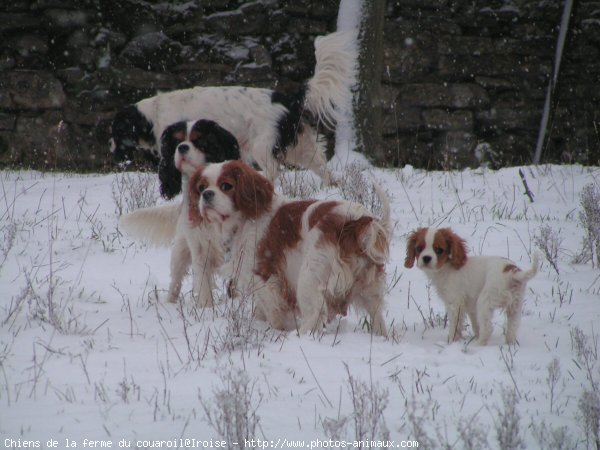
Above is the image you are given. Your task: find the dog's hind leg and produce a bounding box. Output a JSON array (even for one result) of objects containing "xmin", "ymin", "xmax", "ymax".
[
  {"xmin": 446, "ymin": 302, "xmax": 466, "ymax": 343},
  {"xmin": 167, "ymin": 236, "xmax": 191, "ymax": 303},
  {"xmin": 475, "ymin": 289, "xmax": 500, "ymax": 345},
  {"xmin": 284, "ymin": 129, "xmax": 333, "ymax": 185},
  {"xmin": 467, "ymin": 310, "xmax": 480, "ymax": 340},
  {"xmin": 357, "ymin": 294, "xmax": 386, "ymax": 336},
  {"xmin": 505, "ymin": 294, "xmax": 523, "ymax": 345},
  {"xmin": 353, "ymin": 273, "xmax": 387, "ymax": 336},
  {"xmin": 190, "ymin": 240, "xmax": 220, "ymax": 307},
  {"xmin": 297, "ymin": 272, "xmax": 328, "ymax": 335}
]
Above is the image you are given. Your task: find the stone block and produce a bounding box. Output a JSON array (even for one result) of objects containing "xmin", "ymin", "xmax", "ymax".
[
  {"xmin": 383, "ymin": 47, "xmax": 436, "ymax": 84},
  {"xmin": 422, "ymin": 109, "xmax": 474, "ymax": 131},
  {"xmin": 206, "ymin": 3, "xmax": 268, "ymax": 35},
  {"xmin": 398, "ymin": 83, "xmax": 490, "ymax": 109},
  {"xmin": 0, "ymin": 71, "xmax": 66, "ymax": 109},
  {"xmin": 476, "ymin": 107, "xmax": 542, "ymax": 131},
  {"xmin": 439, "ymin": 54, "xmax": 551, "ymax": 79},
  {"xmin": 382, "ymin": 107, "xmax": 422, "ymax": 134},
  {"xmin": 438, "ymin": 37, "xmax": 494, "ymax": 55},
  {"xmin": 0, "ymin": 113, "xmax": 16, "ymax": 130},
  {"xmin": 119, "ymin": 32, "xmax": 186, "ymax": 71},
  {"xmin": 434, "ymin": 131, "xmax": 479, "ymax": 169},
  {"xmin": 43, "ymin": 9, "xmax": 89, "ymax": 29},
  {"xmin": 0, "ymin": 13, "xmax": 42, "ymax": 33},
  {"xmin": 381, "ymin": 134, "xmax": 434, "ymax": 168}
]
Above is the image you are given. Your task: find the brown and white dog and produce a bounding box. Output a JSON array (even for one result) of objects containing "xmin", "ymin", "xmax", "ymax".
[
  {"xmin": 187, "ymin": 160, "xmax": 391, "ymax": 336},
  {"xmin": 405, "ymin": 227, "xmax": 539, "ymax": 345},
  {"xmin": 119, "ymin": 120, "xmax": 239, "ymax": 306}
]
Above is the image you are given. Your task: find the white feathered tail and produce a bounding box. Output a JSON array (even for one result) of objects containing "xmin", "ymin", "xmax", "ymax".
[
  {"xmin": 119, "ymin": 202, "xmax": 181, "ymax": 247},
  {"xmin": 361, "ymin": 184, "xmax": 391, "ymax": 266},
  {"xmin": 305, "ymin": 31, "xmax": 355, "ymax": 129},
  {"xmin": 514, "ymin": 253, "xmax": 540, "ymax": 282}
]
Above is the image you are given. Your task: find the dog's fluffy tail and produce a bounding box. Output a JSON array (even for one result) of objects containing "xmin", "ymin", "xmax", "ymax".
[
  {"xmin": 374, "ymin": 183, "xmax": 391, "ymax": 237},
  {"xmin": 305, "ymin": 31, "xmax": 355, "ymax": 129},
  {"xmin": 119, "ymin": 202, "xmax": 182, "ymax": 247},
  {"xmin": 515, "ymin": 253, "xmax": 540, "ymax": 282},
  {"xmin": 361, "ymin": 185, "xmax": 391, "ymax": 266}
]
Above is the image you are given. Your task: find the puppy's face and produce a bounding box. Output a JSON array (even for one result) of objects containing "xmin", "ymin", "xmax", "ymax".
[
  {"xmin": 405, "ymin": 228, "xmax": 467, "ymax": 271},
  {"xmin": 188, "ymin": 161, "xmax": 274, "ymax": 226}
]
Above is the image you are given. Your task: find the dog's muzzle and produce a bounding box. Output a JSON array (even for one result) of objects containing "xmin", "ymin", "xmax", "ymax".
[{"xmin": 202, "ymin": 190, "xmax": 215, "ymax": 204}]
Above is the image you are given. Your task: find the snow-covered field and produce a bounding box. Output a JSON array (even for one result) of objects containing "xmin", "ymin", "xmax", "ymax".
[{"xmin": 1, "ymin": 162, "xmax": 599, "ymax": 449}]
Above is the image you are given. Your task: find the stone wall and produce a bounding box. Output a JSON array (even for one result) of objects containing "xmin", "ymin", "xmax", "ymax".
[
  {"xmin": 0, "ymin": 0, "xmax": 339, "ymax": 170},
  {"xmin": 382, "ymin": 0, "xmax": 600, "ymax": 169},
  {"xmin": 0, "ymin": 0, "xmax": 598, "ymax": 171}
]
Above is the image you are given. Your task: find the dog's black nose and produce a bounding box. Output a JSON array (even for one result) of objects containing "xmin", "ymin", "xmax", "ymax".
[
  {"xmin": 422, "ymin": 255, "xmax": 432, "ymax": 264},
  {"xmin": 178, "ymin": 144, "xmax": 190, "ymax": 154},
  {"xmin": 202, "ymin": 190, "xmax": 215, "ymax": 203}
]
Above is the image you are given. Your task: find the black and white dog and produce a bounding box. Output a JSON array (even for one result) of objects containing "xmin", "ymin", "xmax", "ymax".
[
  {"xmin": 109, "ymin": 31, "xmax": 354, "ymax": 191},
  {"xmin": 158, "ymin": 119, "xmax": 241, "ymax": 199},
  {"xmin": 120, "ymin": 119, "xmax": 240, "ymax": 305}
]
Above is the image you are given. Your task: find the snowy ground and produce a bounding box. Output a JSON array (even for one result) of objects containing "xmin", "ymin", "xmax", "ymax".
[{"xmin": 1, "ymin": 162, "xmax": 599, "ymax": 449}]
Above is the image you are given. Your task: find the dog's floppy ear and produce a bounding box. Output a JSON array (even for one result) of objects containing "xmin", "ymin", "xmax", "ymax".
[
  {"xmin": 441, "ymin": 228, "xmax": 468, "ymax": 269},
  {"xmin": 404, "ymin": 230, "xmax": 419, "ymax": 268},
  {"xmin": 190, "ymin": 119, "xmax": 241, "ymax": 163},
  {"xmin": 158, "ymin": 121, "xmax": 187, "ymax": 199},
  {"xmin": 188, "ymin": 167, "xmax": 205, "ymax": 226},
  {"xmin": 225, "ymin": 161, "xmax": 273, "ymax": 219},
  {"xmin": 158, "ymin": 158, "xmax": 181, "ymax": 199},
  {"xmin": 110, "ymin": 105, "xmax": 155, "ymax": 162}
]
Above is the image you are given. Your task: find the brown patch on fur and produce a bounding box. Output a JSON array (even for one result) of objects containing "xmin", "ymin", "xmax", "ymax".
[
  {"xmin": 255, "ymin": 200, "xmax": 316, "ymax": 307},
  {"xmin": 308, "ymin": 201, "xmax": 339, "ymax": 229},
  {"xmin": 503, "ymin": 264, "xmax": 520, "ymax": 273},
  {"xmin": 315, "ymin": 212, "xmax": 376, "ymax": 263},
  {"xmin": 327, "ymin": 301, "xmax": 349, "ymax": 321},
  {"xmin": 222, "ymin": 161, "xmax": 274, "ymax": 219},
  {"xmin": 405, "ymin": 228, "xmax": 427, "ymax": 268},
  {"xmin": 255, "ymin": 200, "xmax": 315, "ymax": 281},
  {"xmin": 188, "ymin": 167, "xmax": 206, "ymax": 226},
  {"xmin": 437, "ymin": 228, "xmax": 468, "ymax": 269},
  {"xmin": 188, "ymin": 128, "xmax": 200, "ymax": 142},
  {"xmin": 173, "ymin": 130, "xmax": 186, "ymax": 142}
]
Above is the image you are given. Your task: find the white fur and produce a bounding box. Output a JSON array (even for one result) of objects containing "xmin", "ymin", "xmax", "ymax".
[
  {"xmin": 119, "ymin": 146, "xmax": 222, "ymax": 306},
  {"xmin": 198, "ymin": 162, "xmax": 390, "ymax": 336},
  {"xmin": 413, "ymin": 228, "xmax": 539, "ymax": 345}
]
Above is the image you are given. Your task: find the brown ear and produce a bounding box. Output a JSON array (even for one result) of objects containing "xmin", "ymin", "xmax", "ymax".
[
  {"xmin": 187, "ymin": 167, "xmax": 205, "ymax": 226},
  {"xmin": 404, "ymin": 231, "xmax": 417, "ymax": 268},
  {"xmin": 227, "ymin": 161, "xmax": 273, "ymax": 218},
  {"xmin": 442, "ymin": 228, "xmax": 468, "ymax": 269}
]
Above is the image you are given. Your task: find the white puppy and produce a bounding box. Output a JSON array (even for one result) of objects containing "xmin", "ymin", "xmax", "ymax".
[{"xmin": 405, "ymin": 227, "xmax": 539, "ymax": 345}]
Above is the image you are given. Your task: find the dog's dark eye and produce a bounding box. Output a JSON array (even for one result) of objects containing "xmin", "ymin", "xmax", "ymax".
[
  {"xmin": 435, "ymin": 247, "xmax": 444, "ymax": 255},
  {"xmin": 220, "ymin": 182, "xmax": 233, "ymax": 192},
  {"xmin": 197, "ymin": 184, "xmax": 206, "ymax": 193},
  {"xmin": 415, "ymin": 245, "xmax": 423, "ymax": 253}
]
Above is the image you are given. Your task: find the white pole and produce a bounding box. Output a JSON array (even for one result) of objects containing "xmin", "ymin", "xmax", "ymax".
[{"xmin": 533, "ymin": 0, "xmax": 574, "ymax": 164}]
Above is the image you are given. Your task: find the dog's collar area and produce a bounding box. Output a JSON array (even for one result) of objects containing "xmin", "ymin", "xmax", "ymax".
[{"xmin": 221, "ymin": 224, "xmax": 239, "ymax": 256}]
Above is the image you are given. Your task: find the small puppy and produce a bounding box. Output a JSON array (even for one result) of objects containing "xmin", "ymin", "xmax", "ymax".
[
  {"xmin": 120, "ymin": 120, "xmax": 240, "ymax": 306},
  {"xmin": 405, "ymin": 227, "xmax": 539, "ymax": 345},
  {"xmin": 187, "ymin": 160, "xmax": 391, "ymax": 336}
]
